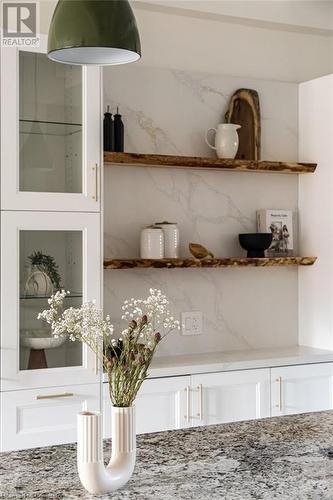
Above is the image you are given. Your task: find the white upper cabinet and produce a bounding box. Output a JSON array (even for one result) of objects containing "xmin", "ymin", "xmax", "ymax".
[
  {"xmin": 271, "ymin": 363, "xmax": 333, "ymax": 417},
  {"xmin": 1, "ymin": 210, "xmax": 101, "ymax": 390},
  {"xmin": 0, "ymin": 35, "xmax": 101, "ymax": 211}
]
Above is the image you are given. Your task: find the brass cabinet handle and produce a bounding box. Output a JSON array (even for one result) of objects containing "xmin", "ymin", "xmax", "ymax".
[
  {"xmin": 275, "ymin": 376, "xmax": 282, "ymax": 411},
  {"xmin": 36, "ymin": 392, "xmax": 74, "ymax": 400},
  {"xmin": 184, "ymin": 386, "xmax": 190, "ymax": 422},
  {"xmin": 197, "ymin": 384, "xmax": 203, "ymax": 420},
  {"xmin": 92, "ymin": 164, "xmax": 98, "ymax": 201}
]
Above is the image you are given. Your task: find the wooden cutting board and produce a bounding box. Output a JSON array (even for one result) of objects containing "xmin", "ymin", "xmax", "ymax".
[{"xmin": 225, "ymin": 88, "xmax": 261, "ymax": 161}]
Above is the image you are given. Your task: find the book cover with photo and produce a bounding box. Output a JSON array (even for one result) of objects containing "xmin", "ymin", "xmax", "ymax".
[{"xmin": 257, "ymin": 210, "xmax": 294, "ymax": 255}]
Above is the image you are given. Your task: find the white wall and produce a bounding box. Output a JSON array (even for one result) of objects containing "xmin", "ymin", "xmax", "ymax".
[
  {"xmin": 299, "ymin": 75, "xmax": 333, "ymax": 350},
  {"xmin": 40, "ymin": 1, "xmax": 333, "ymax": 82},
  {"xmin": 40, "ymin": 0, "xmax": 333, "ymax": 33},
  {"xmin": 134, "ymin": 4, "xmax": 333, "ymax": 82},
  {"xmin": 134, "ymin": 1, "xmax": 333, "ymax": 32}
]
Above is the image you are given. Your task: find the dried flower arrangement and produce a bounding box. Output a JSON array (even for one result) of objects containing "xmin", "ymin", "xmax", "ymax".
[{"xmin": 38, "ymin": 289, "xmax": 179, "ymax": 407}]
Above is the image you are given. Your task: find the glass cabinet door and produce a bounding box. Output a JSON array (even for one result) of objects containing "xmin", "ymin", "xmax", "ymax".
[
  {"xmin": 19, "ymin": 230, "xmax": 83, "ymax": 371},
  {"xmin": 19, "ymin": 52, "xmax": 83, "ymax": 194},
  {"xmin": 1, "ymin": 211, "xmax": 101, "ymax": 390},
  {"xmin": 1, "ymin": 36, "xmax": 101, "ymax": 211}
]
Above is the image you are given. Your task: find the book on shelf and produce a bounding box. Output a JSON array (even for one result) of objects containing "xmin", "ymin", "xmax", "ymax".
[{"xmin": 257, "ymin": 209, "xmax": 294, "ymax": 256}]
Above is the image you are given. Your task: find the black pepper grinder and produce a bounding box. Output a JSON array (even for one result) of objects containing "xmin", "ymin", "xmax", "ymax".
[
  {"xmin": 114, "ymin": 106, "xmax": 124, "ymax": 152},
  {"xmin": 103, "ymin": 105, "xmax": 114, "ymax": 152}
]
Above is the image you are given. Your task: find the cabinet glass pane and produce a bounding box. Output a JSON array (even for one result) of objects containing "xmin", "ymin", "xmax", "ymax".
[
  {"xmin": 19, "ymin": 230, "xmax": 83, "ymax": 370},
  {"xmin": 19, "ymin": 52, "xmax": 82, "ymax": 193}
]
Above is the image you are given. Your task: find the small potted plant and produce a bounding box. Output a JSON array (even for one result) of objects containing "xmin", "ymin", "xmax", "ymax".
[
  {"xmin": 25, "ymin": 251, "xmax": 61, "ymax": 297},
  {"xmin": 38, "ymin": 288, "xmax": 179, "ymax": 495}
]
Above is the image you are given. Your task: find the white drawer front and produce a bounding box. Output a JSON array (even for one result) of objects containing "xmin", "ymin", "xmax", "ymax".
[{"xmin": 1, "ymin": 384, "xmax": 100, "ymax": 451}]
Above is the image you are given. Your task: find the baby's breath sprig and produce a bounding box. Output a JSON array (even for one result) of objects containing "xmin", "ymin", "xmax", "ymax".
[{"xmin": 38, "ymin": 289, "xmax": 179, "ymax": 407}]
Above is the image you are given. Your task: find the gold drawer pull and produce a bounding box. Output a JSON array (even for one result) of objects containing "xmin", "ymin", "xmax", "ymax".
[
  {"xmin": 184, "ymin": 385, "xmax": 190, "ymax": 422},
  {"xmin": 92, "ymin": 164, "xmax": 98, "ymax": 201},
  {"xmin": 275, "ymin": 376, "xmax": 282, "ymax": 411},
  {"xmin": 36, "ymin": 392, "xmax": 74, "ymax": 400},
  {"xmin": 197, "ymin": 384, "xmax": 203, "ymax": 420}
]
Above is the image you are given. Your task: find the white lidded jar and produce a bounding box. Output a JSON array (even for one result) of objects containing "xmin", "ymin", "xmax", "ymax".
[
  {"xmin": 140, "ymin": 226, "xmax": 164, "ymax": 259},
  {"xmin": 155, "ymin": 221, "xmax": 179, "ymax": 258}
]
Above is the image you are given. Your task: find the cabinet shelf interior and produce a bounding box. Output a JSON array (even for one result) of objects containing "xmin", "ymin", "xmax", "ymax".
[
  {"xmin": 19, "ymin": 119, "xmax": 82, "ymax": 137},
  {"xmin": 20, "ymin": 292, "xmax": 82, "ymax": 300}
]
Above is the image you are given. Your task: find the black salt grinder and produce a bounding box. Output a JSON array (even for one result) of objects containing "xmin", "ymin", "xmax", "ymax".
[
  {"xmin": 103, "ymin": 105, "xmax": 114, "ymax": 151},
  {"xmin": 114, "ymin": 106, "xmax": 124, "ymax": 152}
]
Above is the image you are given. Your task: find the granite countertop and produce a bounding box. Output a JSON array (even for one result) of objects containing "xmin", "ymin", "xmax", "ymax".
[{"xmin": 1, "ymin": 411, "xmax": 333, "ymax": 499}]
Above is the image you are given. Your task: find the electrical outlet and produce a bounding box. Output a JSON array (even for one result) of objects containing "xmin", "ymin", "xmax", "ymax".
[{"xmin": 181, "ymin": 312, "xmax": 203, "ymax": 336}]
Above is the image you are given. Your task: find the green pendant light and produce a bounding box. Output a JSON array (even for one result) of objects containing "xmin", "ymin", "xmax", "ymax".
[{"xmin": 48, "ymin": 0, "xmax": 141, "ymax": 65}]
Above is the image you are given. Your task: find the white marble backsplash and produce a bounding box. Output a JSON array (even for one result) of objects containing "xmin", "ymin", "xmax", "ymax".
[
  {"xmin": 104, "ymin": 267, "xmax": 298, "ymax": 356},
  {"xmin": 104, "ymin": 65, "xmax": 298, "ymax": 160},
  {"xmin": 103, "ymin": 65, "xmax": 299, "ymax": 355}
]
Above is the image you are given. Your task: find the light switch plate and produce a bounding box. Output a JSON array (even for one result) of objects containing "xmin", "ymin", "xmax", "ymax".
[{"xmin": 181, "ymin": 311, "xmax": 203, "ymax": 336}]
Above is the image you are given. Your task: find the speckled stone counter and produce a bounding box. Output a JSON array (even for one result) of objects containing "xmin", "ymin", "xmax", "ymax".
[{"xmin": 1, "ymin": 412, "xmax": 333, "ymax": 499}]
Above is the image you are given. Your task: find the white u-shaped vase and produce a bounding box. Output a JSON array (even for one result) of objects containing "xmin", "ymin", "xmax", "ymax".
[{"xmin": 77, "ymin": 406, "xmax": 136, "ymax": 495}]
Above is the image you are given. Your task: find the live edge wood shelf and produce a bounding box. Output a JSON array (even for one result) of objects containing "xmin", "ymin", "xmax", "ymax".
[
  {"xmin": 104, "ymin": 152, "xmax": 317, "ymax": 174},
  {"xmin": 104, "ymin": 257, "xmax": 317, "ymax": 270},
  {"xmin": 104, "ymin": 153, "xmax": 317, "ymax": 270}
]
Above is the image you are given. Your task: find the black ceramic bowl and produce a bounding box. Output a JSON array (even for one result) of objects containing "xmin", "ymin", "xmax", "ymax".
[{"xmin": 238, "ymin": 233, "xmax": 273, "ymax": 258}]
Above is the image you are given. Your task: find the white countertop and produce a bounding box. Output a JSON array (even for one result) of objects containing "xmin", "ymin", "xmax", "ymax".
[{"xmin": 103, "ymin": 345, "xmax": 333, "ymax": 381}]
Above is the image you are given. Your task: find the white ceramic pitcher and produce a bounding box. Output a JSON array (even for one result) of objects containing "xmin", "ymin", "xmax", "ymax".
[{"xmin": 205, "ymin": 123, "xmax": 241, "ymax": 159}]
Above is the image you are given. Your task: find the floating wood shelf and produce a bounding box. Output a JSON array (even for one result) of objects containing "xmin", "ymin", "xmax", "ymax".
[
  {"xmin": 104, "ymin": 257, "xmax": 317, "ymax": 270},
  {"xmin": 104, "ymin": 152, "xmax": 317, "ymax": 174}
]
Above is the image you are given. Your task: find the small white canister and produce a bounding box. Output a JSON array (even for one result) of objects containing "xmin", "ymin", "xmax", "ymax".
[
  {"xmin": 155, "ymin": 221, "xmax": 179, "ymax": 258},
  {"xmin": 140, "ymin": 226, "xmax": 164, "ymax": 259}
]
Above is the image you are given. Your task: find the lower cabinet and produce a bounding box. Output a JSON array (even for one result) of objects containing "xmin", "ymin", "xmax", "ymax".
[
  {"xmin": 271, "ymin": 363, "xmax": 333, "ymax": 416},
  {"xmin": 103, "ymin": 375, "xmax": 191, "ymax": 438},
  {"xmin": 0, "ymin": 383, "xmax": 100, "ymax": 451},
  {"xmin": 3, "ymin": 362, "xmax": 333, "ymax": 450},
  {"xmin": 191, "ymin": 369, "xmax": 270, "ymax": 426},
  {"xmin": 103, "ymin": 368, "xmax": 271, "ymax": 437},
  {"xmin": 103, "ymin": 363, "xmax": 333, "ymax": 437}
]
